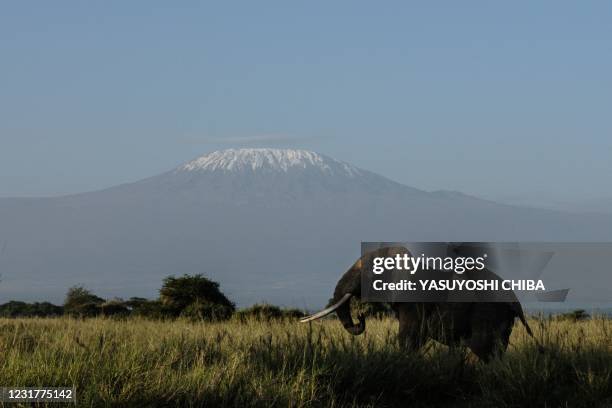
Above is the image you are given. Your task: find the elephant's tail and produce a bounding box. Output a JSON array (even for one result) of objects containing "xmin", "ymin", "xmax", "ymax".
[
  {"xmin": 513, "ymin": 303, "xmax": 545, "ymax": 353},
  {"xmin": 517, "ymin": 307, "xmax": 534, "ymax": 337}
]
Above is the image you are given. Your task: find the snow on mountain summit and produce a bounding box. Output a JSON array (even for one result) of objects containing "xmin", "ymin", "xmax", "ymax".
[
  {"xmin": 101, "ymin": 147, "xmax": 424, "ymax": 202},
  {"xmin": 178, "ymin": 148, "xmax": 362, "ymax": 177}
]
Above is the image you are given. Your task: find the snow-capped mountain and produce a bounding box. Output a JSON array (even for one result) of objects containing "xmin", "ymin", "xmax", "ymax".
[
  {"xmin": 113, "ymin": 148, "xmax": 423, "ymax": 208},
  {"xmin": 160, "ymin": 148, "xmax": 417, "ymax": 199},
  {"xmin": 178, "ymin": 148, "xmax": 362, "ymax": 176},
  {"xmin": 1, "ymin": 148, "xmax": 612, "ymax": 306}
]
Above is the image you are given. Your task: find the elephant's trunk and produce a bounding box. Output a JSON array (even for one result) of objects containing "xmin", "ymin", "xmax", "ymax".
[
  {"xmin": 300, "ymin": 260, "xmax": 365, "ymax": 335},
  {"xmin": 334, "ymin": 293, "xmax": 365, "ymax": 335},
  {"xmin": 332, "ymin": 262, "xmax": 365, "ymax": 335}
]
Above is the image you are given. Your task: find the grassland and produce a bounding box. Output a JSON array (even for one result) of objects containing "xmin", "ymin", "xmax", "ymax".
[{"xmin": 0, "ymin": 316, "xmax": 610, "ymax": 407}]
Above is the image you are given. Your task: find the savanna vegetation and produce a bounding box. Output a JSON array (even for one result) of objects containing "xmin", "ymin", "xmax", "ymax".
[
  {"xmin": 0, "ymin": 275, "xmax": 301, "ymax": 321},
  {"xmin": 0, "ymin": 315, "xmax": 610, "ymax": 407},
  {"xmin": 1, "ymin": 275, "xmax": 610, "ymax": 407}
]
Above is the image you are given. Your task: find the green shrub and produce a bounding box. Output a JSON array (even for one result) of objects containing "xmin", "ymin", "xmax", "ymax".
[
  {"xmin": 281, "ymin": 307, "xmax": 306, "ymax": 319},
  {"xmin": 69, "ymin": 302, "xmax": 101, "ymax": 317},
  {"xmin": 180, "ymin": 300, "xmax": 233, "ymax": 322},
  {"xmin": 556, "ymin": 309, "xmax": 590, "ymax": 321},
  {"xmin": 127, "ymin": 299, "xmax": 171, "ymax": 319},
  {"xmin": 0, "ymin": 301, "xmax": 63, "ymax": 317},
  {"xmin": 99, "ymin": 300, "xmax": 130, "ymax": 317},
  {"xmin": 235, "ymin": 303, "xmax": 305, "ymax": 322}
]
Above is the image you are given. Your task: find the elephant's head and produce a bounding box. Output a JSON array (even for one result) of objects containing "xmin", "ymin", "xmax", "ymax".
[{"xmin": 300, "ymin": 246, "xmax": 409, "ymax": 335}]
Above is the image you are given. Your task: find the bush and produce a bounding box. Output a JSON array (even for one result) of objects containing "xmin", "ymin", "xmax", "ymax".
[
  {"xmin": 180, "ymin": 300, "xmax": 233, "ymax": 322},
  {"xmin": 0, "ymin": 301, "xmax": 63, "ymax": 317},
  {"xmin": 235, "ymin": 303, "xmax": 305, "ymax": 322},
  {"xmin": 129, "ymin": 299, "xmax": 171, "ymax": 319},
  {"xmin": 556, "ymin": 309, "xmax": 590, "ymax": 321},
  {"xmin": 282, "ymin": 307, "xmax": 306, "ymax": 319},
  {"xmin": 99, "ymin": 300, "xmax": 130, "ymax": 317},
  {"xmin": 69, "ymin": 302, "xmax": 101, "ymax": 317},
  {"xmin": 159, "ymin": 274, "xmax": 235, "ymax": 316}
]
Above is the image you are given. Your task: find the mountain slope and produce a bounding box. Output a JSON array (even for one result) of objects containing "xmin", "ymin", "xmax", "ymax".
[{"xmin": 1, "ymin": 148, "xmax": 611, "ymax": 306}]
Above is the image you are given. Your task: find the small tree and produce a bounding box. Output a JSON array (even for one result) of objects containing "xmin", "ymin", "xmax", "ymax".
[
  {"xmin": 159, "ymin": 274, "xmax": 235, "ymax": 316},
  {"xmin": 129, "ymin": 299, "xmax": 169, "ymax": 319},
  {"xmin": 64, "ymin": 286, "xmax": 104, "ymax": 317}
]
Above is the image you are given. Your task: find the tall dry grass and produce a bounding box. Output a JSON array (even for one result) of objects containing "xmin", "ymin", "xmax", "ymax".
[{"xmin": 0, "ymin": 316, "xmax": 610, "ymax": 407}]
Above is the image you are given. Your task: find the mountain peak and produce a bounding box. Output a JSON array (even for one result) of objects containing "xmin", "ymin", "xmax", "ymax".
[{"xmin": 177, "ymin": 148, "xmax": 362, "ymax": 177}]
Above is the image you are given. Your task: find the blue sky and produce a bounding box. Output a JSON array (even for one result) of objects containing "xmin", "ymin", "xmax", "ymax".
[{"xmin": 1, "ymin": 1, "xmax": 611, "ymax": 207}]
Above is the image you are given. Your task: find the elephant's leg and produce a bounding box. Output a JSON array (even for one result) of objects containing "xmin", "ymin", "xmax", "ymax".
[
  {"xmin": 497, "ymin": 318, "xmax": 513, "ymax": 352},
  {"xmin": 467, "ymin": 303, "xmax": 517, "ymax": 362},
  {"xmin": 397, "ymin": 304, "xmax": 424, "ymax": 351},
  {"xmin": 468, "ymin": 318, "xmax": 513, "ymax": 362},
  {"xmin": 467, "ymin": 330, "xmax": 495, "ymax": 362}
]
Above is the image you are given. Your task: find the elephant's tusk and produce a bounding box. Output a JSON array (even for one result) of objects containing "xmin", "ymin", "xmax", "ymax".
[{"xmin": 299, "ymin": 293, "xmax": 352, "ymax": 323}]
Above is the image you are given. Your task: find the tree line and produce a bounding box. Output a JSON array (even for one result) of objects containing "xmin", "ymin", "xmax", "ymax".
[{"xmin": 0, "ymin": 274, "xmax": 304, "ymax": 321}]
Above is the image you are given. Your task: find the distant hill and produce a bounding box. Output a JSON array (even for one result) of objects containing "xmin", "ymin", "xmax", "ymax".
[{"xmin": 2, "ymin": 148, "xmax": 612, "ymax": 307}]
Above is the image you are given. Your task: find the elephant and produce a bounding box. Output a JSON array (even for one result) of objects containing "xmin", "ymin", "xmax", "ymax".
[{"xmin": 300, "ymin": 246, "xmax": 539, "ymax": 361}]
